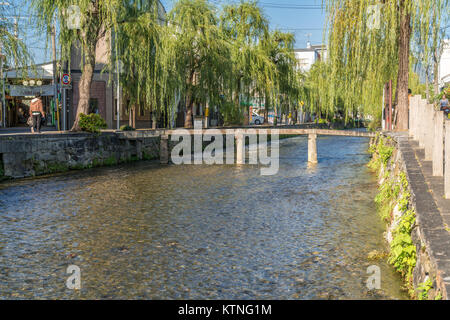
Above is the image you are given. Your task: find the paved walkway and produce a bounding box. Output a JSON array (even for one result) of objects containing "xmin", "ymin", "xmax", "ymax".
[
  {"xmin": 391, "ymin": 132, "xmax": 450, "ymax": 297},
  {"xmin": 0, "ymin": 126, "xmax": 58, "ymax": 135},
  {"xmin": 0, "ymin": 123, "xmax": 332, "ymax": 137}
]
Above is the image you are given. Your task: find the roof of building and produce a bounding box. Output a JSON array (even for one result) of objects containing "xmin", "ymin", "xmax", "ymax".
[
  {"xmin": 294, "ymin": 43, "xmax": 327, "ymax": 52},
  {"xmin": 294, "ymin": 48, "xmax": 316, "ymax": 52},
  {"xmin": 310, "ymin": 44, "xmax": 327, "ymax": 50},
  {"xmin": 4, "ymin": 62, "xmax": 55, "ymax": 80}
]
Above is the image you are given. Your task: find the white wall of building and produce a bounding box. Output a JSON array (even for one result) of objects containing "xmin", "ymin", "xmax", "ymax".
[
  {"xmin": 294, "ymin": 50, "xmax": 317, "ymax": 72},
  {"xmin": 439, "ymin": 39, "xmax": 450, "ymax": 88}
]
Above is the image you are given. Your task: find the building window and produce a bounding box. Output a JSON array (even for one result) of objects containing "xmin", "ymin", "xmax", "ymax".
[{"xmin": 89, "ymin": 98, "xmax": 99, "ymax": 114}]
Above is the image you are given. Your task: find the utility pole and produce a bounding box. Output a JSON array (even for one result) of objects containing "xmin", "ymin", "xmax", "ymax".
[
  {"xmin": 1, "ymin": 2, "xmax": 10, "ymax": 127},
  {"xmin": 0, "ymin": 42, "xmax": 4, "ymax": 128},
  {"xmin": 62, "ymin": 61, "xmax": 68, "ymax": 131},
  {"xmin": 13, "ymin": 17, "xmax": 17, "ymax": 68},
  {"xmin": 117, "ymin": 58, "xmax": 120, "ymax": 130},
  {"xmin": 115, "ymin": 31, "xmax": 120, "ymax": 131},
  {"xmin": 52, "ymin": 21, "xmax": 59, "ymax": 130}
]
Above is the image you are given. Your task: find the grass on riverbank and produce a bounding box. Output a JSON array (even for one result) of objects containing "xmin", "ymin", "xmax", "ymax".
[{"xmin": 369, "ymin": 134, "xmax": 419, "ymax": 299}]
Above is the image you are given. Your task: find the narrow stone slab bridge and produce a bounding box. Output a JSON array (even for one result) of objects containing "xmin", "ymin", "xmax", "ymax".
[{"xmin": 118, "ymin": 128, "xmax": 375, "ymax": 164}]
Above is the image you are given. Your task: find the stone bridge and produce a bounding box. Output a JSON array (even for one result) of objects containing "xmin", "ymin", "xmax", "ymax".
[{"xmin": 118, "ymin": 128, "xmax": 375, "ymax": 165}]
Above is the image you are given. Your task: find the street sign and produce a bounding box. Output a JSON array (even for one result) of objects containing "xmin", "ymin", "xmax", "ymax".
[{"xmin": 62, "ymin": 74, "xmax": 71, "ymax": 85}]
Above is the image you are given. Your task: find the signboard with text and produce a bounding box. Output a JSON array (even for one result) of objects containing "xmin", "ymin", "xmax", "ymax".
[{"xmin": 9, "ymin": 85, "xmax": 55, "ymax": 97}]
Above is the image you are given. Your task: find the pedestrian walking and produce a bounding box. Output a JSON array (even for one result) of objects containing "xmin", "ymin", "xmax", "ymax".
[
  {"xmin": 440, "ymin": 94, "xmax": 449, "ymax": 111},
  {"xmin": 29, "ymin": 93, "xmax": 45, "ymax": 134}
]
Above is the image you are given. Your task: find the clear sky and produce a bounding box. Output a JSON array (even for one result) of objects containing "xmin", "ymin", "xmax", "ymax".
[
  {"xmin": 13, "ymin": 0, "xmax": 326, "ymax": 65},
  {"xmin": 7, "ymin": 0, "xmax": 450, "ymax": 66},
  {"xmin": 161, "ymin": 0, "xmax": 327, "ymax": 48}
]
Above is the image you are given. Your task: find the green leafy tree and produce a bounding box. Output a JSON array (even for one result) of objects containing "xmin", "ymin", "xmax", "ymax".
[
  {"xmin": 0, "ymin": 2, "xmax": 31, "ymax": 76},
  {"xmin": 262, "ymin": 30, "xmax": 299, "ymax": 125},
  {"xmin": 220, "ymin": 1, "xmax": 274, "ymax": 125},
  {"xmin": 30, "ymin": 0, "xmax": 161, "ymax": 131},
  {"xmin": 165, "ymin": 0, "xmax": 231, "ymax": 128},
  {"xmin": 323, "ymin": 0, "xmax": 448, "ymax": 131},
  {"xmin": 116, "ymin": 1, "xmax": 165, "ymax": 126}
]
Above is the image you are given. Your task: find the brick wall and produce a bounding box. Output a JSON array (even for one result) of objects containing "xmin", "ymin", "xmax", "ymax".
[{"xmin": 71, "ymin": 80, "xmax": 107, "ymax": 122}]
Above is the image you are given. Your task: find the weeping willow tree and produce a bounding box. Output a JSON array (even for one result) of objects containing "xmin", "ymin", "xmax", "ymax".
[
  {"xmin": 0, "ymin": 1, "xmax": 31, "ymax": 69},
  {"xmin": 115, "ymin": 1, "xmax": 165, "ymax": 127},
  {"xmin": 261, "ymin": 30, "xmax": 300, "ymax": 125},
  {"xmin": 30, "ymin": 0, "xmax": 162, "ymax": 131},
  {"xmin": 0, "ymin": 3, "xmax": 30, "ymax": 127},
  {"xmin": 322, "ymin": 0, "xmax": 449, "ymax": 130},
  {"xmin": 0, "ymin": 25, "xmax": 30, "ymax": 72},
  {"xmin": 220, "ymin": 1, "xmax": 274, "ymax": 125},
  {"xmin": 162, "ymin": 0, "xmax": 232, "ymax": 128},
  {"xmin": 304, "ymin": 61, "xmax": 333, "ymax": 118},
  {"xmin": 101, "ymin": 0, "xmax": 300, "ymax": 129}
]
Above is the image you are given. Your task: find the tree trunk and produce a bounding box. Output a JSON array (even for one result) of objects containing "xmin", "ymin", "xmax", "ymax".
[
  {"xmin": 264, "ymin": 89, "xmax": 270, "ymax": 123},
  {"xmin": 243, "ymin": 106, "xmax": 249, "ymax": 126},
  {"xmin": 71, "ymin": 53, "xmax": 96, "ymax": 131},
  {"xmin": 184, "ymin": 88, "xmax": 193, "ymax": 128},
  {"xmin": 129, "ymin": 105, "xmax": 136, "ymax": 128},
  {"xmin": 395, "ymin": 2, "xmax": 411, "ymax": 132},
  {"xmin": 71, "ymin": 9, "xmax": 100, "ymax": 131}
]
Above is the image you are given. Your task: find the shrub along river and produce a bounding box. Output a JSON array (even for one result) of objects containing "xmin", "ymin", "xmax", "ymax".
[{"xmin": 0, "ymin": 135, "xmax": 408, "ymax": 299}]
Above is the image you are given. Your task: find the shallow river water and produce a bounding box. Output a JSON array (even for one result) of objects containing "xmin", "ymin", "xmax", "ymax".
[{"xmin": 0, "ymin": 135, "xmax": 408, "ymax": 299}]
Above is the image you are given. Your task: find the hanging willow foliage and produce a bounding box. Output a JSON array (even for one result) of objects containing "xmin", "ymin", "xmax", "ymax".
[
  {"xmin": 312, "ymin": 0, "xmax": 449, "ymax": 126},
  {"xmin": 116, "ymin": 2, "xmax": 164, "ymax": 120},
  {"xmin": 220, "ymin": 1, "xmax": 273, "ymax": 124},
  {"xmin": 264, "ymin": 30, "xmax": 300, "ymax": 121},
  {"xmin": 121, "ymin": 0, "xmax": 300, "ymax": 128},
  {"xmin": 31, "ymin": 0, "xmax": 302, "ymax": 129},
  {"xmin": 0, "ymin": 3, "xmax": 31, "ymax": 75},
  {"xmin": 30, "ymin": 0, "xmax": 162, "ymax": 130}
]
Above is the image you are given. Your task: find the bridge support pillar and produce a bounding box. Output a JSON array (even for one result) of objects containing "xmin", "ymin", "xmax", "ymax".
[
  {"xmin": 236, "ymin": 131, "xmax": 245, "ymax": 165},
  {"xmin": 160, "ymin": 135, "xmax": 169, "ymax": 164},
  {"xmin": 308, "ymin": 133, "xmax": 318, "ymax": 164}
]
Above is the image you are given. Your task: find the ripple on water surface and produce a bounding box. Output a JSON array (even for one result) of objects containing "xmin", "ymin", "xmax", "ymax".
[{"xmin": 0, "ymin": 136, "xmax": 408, "ymax": 299}]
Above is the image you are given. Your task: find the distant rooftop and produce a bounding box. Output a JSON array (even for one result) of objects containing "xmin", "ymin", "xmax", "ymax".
[
  {"xmin": 294, "ymin": 48, "xmax": 316, "ymax": 52},
  {"xmin": 294, "ymin": 44, "xmax": 326, "ymax": 52}
]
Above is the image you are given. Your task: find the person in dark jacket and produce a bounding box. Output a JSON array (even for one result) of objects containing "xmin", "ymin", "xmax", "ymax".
[{"xmin": 29, "ymin": 93, "xmax": 45, "ymax": 133}]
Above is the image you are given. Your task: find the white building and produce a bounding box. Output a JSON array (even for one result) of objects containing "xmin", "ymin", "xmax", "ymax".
[
  {"xmin": 294, "ymin": 42, "xmax": 327, "ymax": 72},
  {"xmin": 439, "ymin": 39, "xmax": 450, "ymax": 89}
]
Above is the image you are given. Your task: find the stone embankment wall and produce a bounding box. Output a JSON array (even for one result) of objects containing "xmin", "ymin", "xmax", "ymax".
[
  {"xmin": 0, "ymin": 132, "xmax": 160, "ymax": 179},
  {"xmin": 0, "ymin": 123, "xmax": 339, "ymax": 181},
  {"xmin": 370, "ymin": 133, "xmax": 450, "ymax": 300}
]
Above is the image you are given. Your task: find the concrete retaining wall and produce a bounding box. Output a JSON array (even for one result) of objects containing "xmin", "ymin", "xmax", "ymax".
[{"xmin": 0, "ymin": 122, "xmax": 361, "ymax": 180}]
